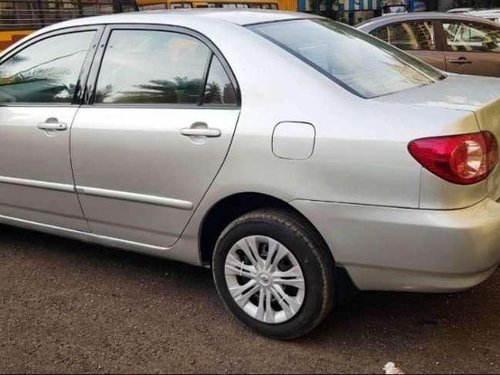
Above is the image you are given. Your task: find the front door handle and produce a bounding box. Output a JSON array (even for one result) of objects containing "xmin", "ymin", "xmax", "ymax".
[
  {"xmin": 180, "ymin": 128, "xmax": 221, "ymax": 137},
  {"xmin": 180, "ymin": 122, "xmax": 221, "ymax": 138},
  {"xmin": 37, "ymin": 118, "xmax": 67, "ymax": 131},
  {"xmin": 448, "ymin": 57, "xmax": 472, "ymax": 64}
]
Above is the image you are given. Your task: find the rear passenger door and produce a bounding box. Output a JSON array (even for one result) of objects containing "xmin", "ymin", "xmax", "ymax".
[
  {"xmin": 371, "ymin": 20, "xmax": 446, "ymax": 70},
  {"xmin": 71, "ymin": 26, "xmax": 240, "ymax": 247},
  {"xmin": 440, "ymin": 20, "xmax": 500, "ymax": 77}
]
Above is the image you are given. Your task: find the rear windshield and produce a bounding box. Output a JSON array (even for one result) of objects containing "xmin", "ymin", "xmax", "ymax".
[{"xmin": 248, "ymin": 19, "xmax": 445, "ymax": 98}]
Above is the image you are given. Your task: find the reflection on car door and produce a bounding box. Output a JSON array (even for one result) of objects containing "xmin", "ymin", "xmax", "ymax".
[
  {"xmin": 441, "ymin": 20, "xmax": 500, "ymax": 77},
  {"xmin": 71, "ymin": 27, "xmax": 240, "ymax": 247},
  {"xmin": 0, "ymin": 28, "xmax": 99, "ymax": 230},
  {"xmin": 371, "ymin": 20, "xmax": 447, "ymax": 70}
]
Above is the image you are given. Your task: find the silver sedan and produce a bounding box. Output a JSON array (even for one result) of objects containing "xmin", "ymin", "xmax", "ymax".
[{"xmin": 0, "ymin": 10, "xmax": 499, "ymax": 339}]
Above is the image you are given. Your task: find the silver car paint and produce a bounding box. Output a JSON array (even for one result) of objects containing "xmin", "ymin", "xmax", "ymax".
[
  {"xmin": 375, "ymin": 74, "xmax": 500, "ymax": 209},
  {"xmin": 0, "ymin": 106, "xmax": 88, "ymax": 231},
  {"xmin": 71, "ymin": 107, "xmax": 240, "ymax": 247},
  {"xmin": 0, "ymin": 10, "xmax": 499, "ymax": 292},
  {"xmin": 291, "ymin": 197, "xmax": 500, "ymax": 291}
]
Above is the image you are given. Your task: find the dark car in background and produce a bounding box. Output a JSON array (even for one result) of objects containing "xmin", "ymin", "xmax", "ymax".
[{"xmin": 357, "ymin": 13, "xmax": 500, "ymax": 77}]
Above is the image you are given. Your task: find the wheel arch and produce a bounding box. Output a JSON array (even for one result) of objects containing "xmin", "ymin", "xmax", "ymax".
[
  {"xmin": 198, "ymin": 191, "xmax": 358, "ymax": 305},
  {"xmin": 198, "ymin": 192, "xmax": 333, "ymax": 267}
]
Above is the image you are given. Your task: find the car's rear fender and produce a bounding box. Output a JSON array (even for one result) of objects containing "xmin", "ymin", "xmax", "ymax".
[{"xmin": 375, "ymin": 75, "xmax": 500, "ymax": 209}]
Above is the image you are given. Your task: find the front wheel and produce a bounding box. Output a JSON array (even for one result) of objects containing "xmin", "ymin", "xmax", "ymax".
[{"xmin": 212, "ymin": 209, "xmax": 335, "ymax": 339}]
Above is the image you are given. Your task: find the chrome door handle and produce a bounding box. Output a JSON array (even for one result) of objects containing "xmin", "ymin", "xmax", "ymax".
[
  {"xmin": 37, "ymin": 118, "xmax": 67, "ymax": 131},
  {"xmin": 180, "ymin": 128, "xmax": 221, "ymax": 138},
  {"xmin": 448, "ymin": 58, "xmax": 472, "ymax": 64}
]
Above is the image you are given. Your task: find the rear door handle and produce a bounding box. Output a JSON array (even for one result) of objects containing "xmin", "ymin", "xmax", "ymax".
[
  {"xmin": 180, "ymin": 128, "xmax": 221, "ymax": 138},
  {"xmin": 448, "ymin": 58, "xmax": 472, "ymax": 64},
  {"xmin": 37, "ymin": 118, "xmax": 67, "ymax": 131}
]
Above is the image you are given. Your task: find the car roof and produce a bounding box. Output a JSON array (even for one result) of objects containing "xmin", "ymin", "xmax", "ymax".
[
  {"xmin": 356, "ymin": 11, "xmax": 500, "ymax": 31},
  {"xmin": 38, "ymin": 9, "xmax": 317, "ymax": 32}
]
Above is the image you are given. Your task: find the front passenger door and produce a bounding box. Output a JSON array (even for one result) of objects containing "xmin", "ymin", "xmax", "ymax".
[{"xmin": 71, "ymin": 26, "xmax": 240, "ymax": 248}]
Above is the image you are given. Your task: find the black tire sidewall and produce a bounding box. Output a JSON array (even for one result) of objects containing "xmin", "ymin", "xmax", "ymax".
[{"xmin": 212, "ymin": 213, "xmax": 332, "ymax": 339}]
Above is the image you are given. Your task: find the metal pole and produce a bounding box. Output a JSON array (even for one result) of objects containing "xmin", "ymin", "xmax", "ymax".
[
  {"xmin": 36, "ymin": 0, "xmax": 46, "ymax": 28},
  {"xmin": 326, "ymin": 0, "xmax": 333, "ymax": 17},
  {"xmin": 113, "ymin": 0, "xmax": 121, "ymax": 13}
]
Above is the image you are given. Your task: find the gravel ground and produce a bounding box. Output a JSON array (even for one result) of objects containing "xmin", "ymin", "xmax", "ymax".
[{"xmin": 0, "ymin": 224, "xmax": 499, "ymax": 374}]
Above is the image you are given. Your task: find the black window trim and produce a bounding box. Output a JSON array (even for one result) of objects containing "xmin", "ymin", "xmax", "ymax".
[
  {"xmin": 198, "ymin": 52, "xmax": 214, "ymax": 106},
  {"xmin": 0, "ymin": 25, "xmax": 105, "ymax": 108},
  {"xmin": 83, "ymin": 23, "xmax": 241, "ymax": 109}
]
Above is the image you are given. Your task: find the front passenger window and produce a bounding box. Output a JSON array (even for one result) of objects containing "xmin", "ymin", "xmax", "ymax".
[{"xmin": 0, "ymin": 31, "xmax": 95, "ymax": 103}]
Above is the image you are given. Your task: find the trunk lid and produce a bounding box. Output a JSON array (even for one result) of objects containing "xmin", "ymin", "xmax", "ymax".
[{"xmin": 375, "ymin": 74, "xmax": 500, "ymax": 112}]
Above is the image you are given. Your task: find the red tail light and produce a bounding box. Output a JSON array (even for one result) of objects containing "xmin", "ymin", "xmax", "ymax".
[{"xmin": 408, "ymin": 131, "xmax": 498, "ymax": 185}]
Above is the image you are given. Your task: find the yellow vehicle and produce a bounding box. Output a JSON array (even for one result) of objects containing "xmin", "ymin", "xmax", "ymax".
[
  {"xmin": 0, "ymin": 30, "xmax": 31, "ymax": 52},
  {"xmin": 136, "ymin": 0, "xmax": 295, "ymax": 11},
  {"xmin": 0, "ymin": 0, "xmax": 137, "ymax": 51}
]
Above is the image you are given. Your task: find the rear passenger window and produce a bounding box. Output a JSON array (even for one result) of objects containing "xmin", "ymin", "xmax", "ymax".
[
  {"xmin": 203, "ymin": 56, "xmax": 237, "ymax": 105},
  {"xmin": 0, "ymin": 31, "xmax": 95, "ymax": 103},
  {"xmin": 443, "ymin": 21, "xmax": 500, "ymax": 53},
  {"xmin": 372, "ymin": 21, "xmax": 436, "ymax": 51},
  {"xmin": 94, "ymin": 30, "xmax": 211, "ymax": 104}
]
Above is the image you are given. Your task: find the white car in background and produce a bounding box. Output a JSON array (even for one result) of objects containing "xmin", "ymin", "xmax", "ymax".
[
  {"xmin": 468, "ymin": 9, "xmax": 500, "ymax": 24},
  {"xmin": 447, "ymin": 7, "xmax": 475, "ymax": 13}
]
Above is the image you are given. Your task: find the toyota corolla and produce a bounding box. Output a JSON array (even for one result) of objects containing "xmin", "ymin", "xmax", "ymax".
[{"xmin": 0, "ymin": 10, "xmax": 499, "ymax": 339}]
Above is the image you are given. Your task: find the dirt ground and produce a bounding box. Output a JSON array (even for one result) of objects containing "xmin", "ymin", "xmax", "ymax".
[{"xmin": 0, "ymin": 224, "xmax": 499, "ymax": 374}]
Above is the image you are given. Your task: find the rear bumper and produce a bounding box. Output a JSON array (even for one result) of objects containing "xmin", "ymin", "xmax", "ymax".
[{"xmin": 291, "ymin": 198, "xmax": 500, "ymax": 292}]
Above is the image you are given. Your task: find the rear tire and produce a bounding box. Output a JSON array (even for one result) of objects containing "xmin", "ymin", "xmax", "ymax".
[{"xmin": 212, "ymin": 209, "xmax": 335, "ymax": 339}]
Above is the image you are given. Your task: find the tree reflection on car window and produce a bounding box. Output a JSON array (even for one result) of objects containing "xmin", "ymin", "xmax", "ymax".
[
  {"xmin": 94, "ymin": 30, "xmax": 211, "ymax": 105},
  {"xmin": 203, "ymin": 56, "xmax": 237, "ymax": 105},
  {"xmin": 0, "ymin": 31, "xmax": 95, "ymax": 103}
]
